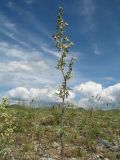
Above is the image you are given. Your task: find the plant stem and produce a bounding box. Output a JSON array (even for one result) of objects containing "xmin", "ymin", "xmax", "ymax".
[
  {"xmin": 60, "ymin": 36, "xmax": 65, "ymax": 160},
  {"xmin": 60, "ymin": 101, "xmax": 65, "ymax": 160}
]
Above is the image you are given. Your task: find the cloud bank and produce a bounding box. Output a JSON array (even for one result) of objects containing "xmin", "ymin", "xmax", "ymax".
[
  {"xmin": 7, "ymin": 81, "xmax": 120, "ymax": 109},
  {"xmin": 8, "ymin": 86, "xmax": 75, "ymax": 105}
]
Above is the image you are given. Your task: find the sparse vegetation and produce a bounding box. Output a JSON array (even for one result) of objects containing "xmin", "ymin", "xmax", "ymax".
[
  {"xmin": 0, "ymin": 104, "xmax": 120, "ymax": 160},
  {"xmin": 0, "ymin": 97, "xmax": 15, "ymax": 159}
]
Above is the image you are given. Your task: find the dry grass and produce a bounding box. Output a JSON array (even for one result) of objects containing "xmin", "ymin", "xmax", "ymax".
[{"xmin": 0, "ymin": 105, "xmax": 120, "ymax": 159}]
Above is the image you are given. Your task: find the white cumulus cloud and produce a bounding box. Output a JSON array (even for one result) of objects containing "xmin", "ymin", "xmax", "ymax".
[
  {"xmin": 5, "ymin": 81, "xmax": 120, "ymax": 109},
  {"xmin": 74, "ymin": 81, "xmax": 120, "ymax": 109},
  {"xmin": 8, "ymin": 86, "xmax": 75, "ymax": 105},
  {"xmin": 8, "ymin": 87, "xmax": 29, "ymax": 101},
  {"xmin": 74, "ymin": 81, "xmax": 102, "ymax": 98}
]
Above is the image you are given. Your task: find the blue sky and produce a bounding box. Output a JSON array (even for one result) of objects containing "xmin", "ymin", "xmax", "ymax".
[{"xmin": 0, "ymin": 0, "xmax": 120, "ymax": 107}]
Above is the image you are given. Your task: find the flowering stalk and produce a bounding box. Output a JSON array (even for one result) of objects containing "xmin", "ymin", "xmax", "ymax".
[{"xmin": 53, "ymin": 3, "xmax": 76, "ymax": 160}]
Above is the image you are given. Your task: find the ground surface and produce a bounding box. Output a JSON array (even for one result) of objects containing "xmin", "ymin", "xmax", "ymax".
[{"xmin": 0, "ymin": 105, "xmax": 120, "ymax": 160}]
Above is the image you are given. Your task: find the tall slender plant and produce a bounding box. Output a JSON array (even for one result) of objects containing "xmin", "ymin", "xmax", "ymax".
[{"xmin": 53, "ymin": 1, "xmax": 76, "ymax": 159}]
